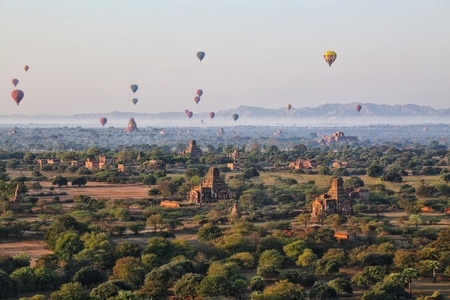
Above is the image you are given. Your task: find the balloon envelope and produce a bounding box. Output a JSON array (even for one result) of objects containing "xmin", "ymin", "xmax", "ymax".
[
  {"xmin": 232, "ymin": 113, "xmax": 239, "ymax": 122},
  {"xmin": 130, "ymin": 84, "xmax": 138, "ymax": 94},
  {"xmin": 286, "ymin": 104, "xmax": 292, "ymax": 110},
  {"xmin": 355, "ymin": 104, "xmax": 362, "ymax": 112},
  {"xmin": 323, "ymin": 51, "xmax": 337, "ymax": 67},
  {"xmin": 11, "ymin": 90, "xmax": 24, "ymax": 105},
  {"xmin": 24, "ymin": 65, "xmax": 29, "ymax": 72},
  {"xmin": 12, "ymin": 79, "xmax": 19, "ymax": 87},
  {"xmin": 194, "ymin": 96, "xmax": 200, "ymax": 104},
  {"xmin": 99, "ymin": 117, "xmax": 107, "ymax": 126},
  {"xmin": 187, "ymin": 111, "xmax": 193, "ymax": 119},
  {"xmin": 209, "ymin": 112, "xmax": 215, "ymax": 119},
  {"xmin": 132, "ymin": 98, "xmax": 138, "ymax": 105},
  {"xmin": 184, "ymin": 109, "xmax": 189, "ymax": 114},
  {"xmin": 197, "ymin": 51, "xmax": 205, "ymax": 61},
  {"xmin": 196, "ymin": 89, "xmax": 203, "ymax": 97}
]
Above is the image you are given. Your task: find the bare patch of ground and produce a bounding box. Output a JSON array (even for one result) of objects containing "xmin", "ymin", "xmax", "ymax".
[{"xmin": 0, "ymin": 240, "xmax": 52, "ymax": 267}]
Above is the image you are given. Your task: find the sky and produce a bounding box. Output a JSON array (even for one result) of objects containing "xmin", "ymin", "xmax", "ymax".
[{"xmin": 1, "ymin": 0, "xmax": 450, "ymax": 116}]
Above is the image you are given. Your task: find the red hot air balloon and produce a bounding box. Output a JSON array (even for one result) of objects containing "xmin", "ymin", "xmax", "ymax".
[
  {"xmin": 209, "ymin": 112, "xmax": 215, "ymax": 119},
  {"xmin": 196, "ymin": 89, "xmax": 203, "ymax": 97},
  {"xmin": 187, "ymin": 111, "xmax": 193, "ymax": 119},
  {"xmin": 99, "ymin": 117, "xmax": 107, "ymax": 126},
  {"xmin": 24, "ymin": 65, "xmax": 29, "ymax": 72},
  {"xmin": 194, "ymin": 96, "xmax": 200, "ymax": 104},
  {"xmin": 11, "ymin": 89, "xmax": 24, "ymax": 105},
  {"xmin": 355, "ymin": 104, "xmax": 362, "ymax": 112},
  {"xmin": 12, "ymin": 79, "xmax": 19, "ymax": 87}
]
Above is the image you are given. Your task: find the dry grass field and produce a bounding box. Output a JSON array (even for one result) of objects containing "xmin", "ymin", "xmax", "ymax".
[{"xmin": 0, "ymin": 181, "xmax": 152, "ymax": 266}]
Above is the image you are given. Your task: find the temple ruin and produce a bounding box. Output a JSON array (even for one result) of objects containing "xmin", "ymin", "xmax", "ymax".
[
  {"xmin": 180, "ymin": 140, "xmax": 203, "ymax": 159},
  {"xmin": 123, "ymin": 118, "xmax": 139, "ymax": 133},
  {"xmin": 189, "ymin": 167, "xmax": 229, "ymax": 204},
  {"xmin": 311, "ymin": 177, "xmax": 369, "ymax": 222}
]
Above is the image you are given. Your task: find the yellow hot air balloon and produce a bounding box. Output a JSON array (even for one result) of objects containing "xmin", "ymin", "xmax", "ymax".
[{"xmin": 323, "ymin": 51, "xmax": 337, "ymax": 67}]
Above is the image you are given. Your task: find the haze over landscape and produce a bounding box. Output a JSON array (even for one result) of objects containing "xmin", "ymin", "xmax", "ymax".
[{"xmin": 1, "ymin": 1, "xmax": 450, "ymax": 119}]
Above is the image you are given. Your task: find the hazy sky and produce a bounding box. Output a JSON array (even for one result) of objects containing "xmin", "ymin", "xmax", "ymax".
[{"xmin": 1, "ymin": 0, "xmax": 449, "ymax": 116}]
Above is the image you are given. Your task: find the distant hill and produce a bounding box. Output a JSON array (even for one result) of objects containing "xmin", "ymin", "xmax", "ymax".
[{"xmin": 1, "ymin": 103, "xmax": 449, "ymax": 127}]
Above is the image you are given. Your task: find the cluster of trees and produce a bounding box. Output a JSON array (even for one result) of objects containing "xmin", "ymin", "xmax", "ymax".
[
  {"xmin": 0, "ymin": 139, "xmax": 450, "ymax": 298},
  {"xmin": 2, "ymin": 210, "xmax": 450, "ymax": 299}
]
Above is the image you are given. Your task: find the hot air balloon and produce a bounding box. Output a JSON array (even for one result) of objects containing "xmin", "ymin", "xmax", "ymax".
[
  {"xmin": 24, "ymin": 65, "xmax": 29, "ymax": 72},
  {"xmin": 184, "ymin": 109, "xmax": 189, "ymax": 114},
  {"xmin": 130, "ymin": 84, "xmax": 138, "ymax": 94},
  {"xmin": 132, "ymin": 98, "xmax": 138, "ymax": 105},
  {"xmin": 197, "ymin": 51, "xmax": 205, "ymax": 61},
  {"xmin": 11, "ymin": 89, "xmax": 24, "ymax": 105},
  {"xmin": 323, "ymin": 51, "xmax": 337, "ymax": 67},
  {"xmin": 209, "ymin": 112, "xmax": 215, "ymax": 119},
  {"xmin": 194, "ymin": 96, "xmax": 200, "ymax": 104},
  {"xmin": 286, "ymin": 104, "xmax": 292, "ymax": 111},
  {"xmin": 232, "ymin": 113, "xmax": 239, "ymax": 122},
  {"xmin": 196, "ymin": 89, "xmax": 203, "ymax": 97},
  {"xmin": 12, "ymin": 79, "xmax": 19, "ymax": 87},
  {"xmin": 99, "ymin": 117, "xmax": 107, "ymax": 126},
  {"xmin": 355, "ymin": 104, "xmax": 362, "ymax": 112},
  {"xmin": 187, "ymin": 111, "xmax": 193, "ymax": 119}
]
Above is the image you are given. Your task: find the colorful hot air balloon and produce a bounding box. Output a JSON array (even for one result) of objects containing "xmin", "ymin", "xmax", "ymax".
[
  {"xmin": 209, "ymin": 112, "xmax": 215, "ymax": 119},
  {"xmin": 355, "ymin": 104, "xmax": 362, "ymax": 112},
  {"xmin": 187, "ymin": 111, "xmax": 193, "ymax": 119},
  {"xmin": 323, "ymin": 51, "xmax": 337, "ymax": 67},
  {"xmin": 130, "ymin": 84, "xmax": 138, "ymax": 94},
  {"xmin": 12, "ymin": 79, "xmax": 19, "ymax": 87},
  {"xmin": 24, "ymin": 65, "xmax": 29, "ymax": 72},
  {"xmin": 184, "ymin": 109, "xmax": 189, "ymax": 114},
  {"xmin": 11, "ymin": 89, "xmax": 24, "ymax": 105},
  {"xmin": 197, "ymin": 51, "xmax": 205, "ymax": 61},
  {"xmin": 132, "ymin": 98, "xmax": 138, "ymax": 105},
  {"xmin": 196, "ymin": 89, "xmax": 203, "ymax": 97},
  {"xmin": 194, "ymin": 96, "xmax": 200, "ymax": 104},
  {"xmin": 99, "ymin": 117, "xmax": 107, "ymax": 126},
  {"xmin": 286, "ymin": 104, "xmax": 292, "ymax": 110},
  {"xmin": 232, "ymin": 113, "xmax": 239, "ymax": 122}
]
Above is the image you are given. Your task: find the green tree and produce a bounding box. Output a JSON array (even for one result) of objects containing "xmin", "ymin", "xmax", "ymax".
[
  {"xmin": 50, "ymin": 282, "xmax": 91, "ymax": 300},
  {"xmin": 109, "ymin": 256, "xmax": 145, "ymax": 288},
  {"xmin": 402, "ymin": 267, "xmax": 418, "ymax": 297},
  {"xmin": 44, "ymin": 215, "xmax": 88, "ymax": 248},
  {"xmin": 257, "ymin": 249, "xmax": 284, "ymax": 278},
  {"xmin": 71, "ymin": 177, "xmax": 87, "ymax": 187},
  {"xmin": 0, "ymin": 269, "xmax": 17, "ymax": 297},
  {"xmin": 52, "ymin": 175, "xmax": 68, "ymax": 187},
  {"xmin": 89, "ymin": 280, "xmax": 128, "ymax": 300},
  {"xmin": 253, "ymin": 279, "xmax": 307, "ymax": 300},
  {"xmin": 408, "ymin": 214, "xmax": 423, "ymax": 228},
  {"xmin": 250, "ymin": 275, "xmax": 265, "ymax": 292},
  {"xmin": 197, "ymin": 275, "xmax": 231, "ymax": 298},
  {"xmin": 54, "ymin": 231, "xmax": 84, "ymax": 261},
  {"xmin": 197, "ymin": 223, "xmax": 223, "ymax": 242},
  {"xmin": 71, "ymin": 266, "xmax": 105, "ymax": 287},
  {"xmin": 328, "ymin": 277, "xmax": 353, "ymax": 296},
  {"xmin": 308, "ymin": 281, "xmax": 338, "ymax": 300},
  {"xmin": 146, "ymin": 214, "xmax": 164, "ymax": 232},
  {"xmin": 173, "ymin": 273, "xmax": 203, "ymax": 300},
  {"xmin": 296, "ymin": 248, "xmax": 318, "ymax": 269},
  {"xmin": 367, "ymin": 163, "xmax": 383, "ymax": 178}
]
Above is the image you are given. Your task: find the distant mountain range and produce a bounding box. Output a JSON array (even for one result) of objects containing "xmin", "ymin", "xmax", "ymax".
[{"xmin": 1, "ymin": 103, "xmax": 449, "ymax": 127}]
